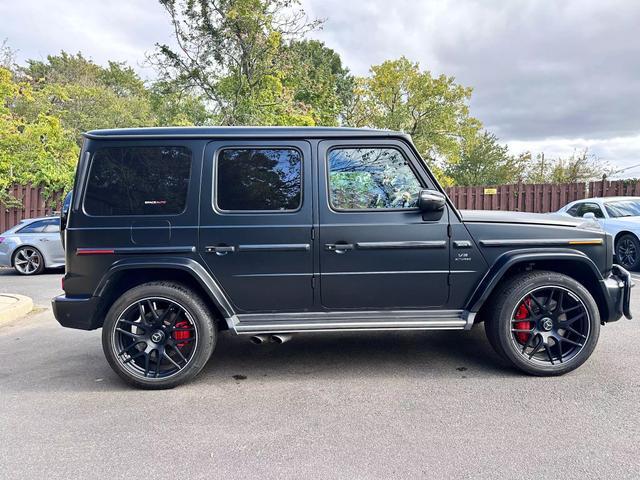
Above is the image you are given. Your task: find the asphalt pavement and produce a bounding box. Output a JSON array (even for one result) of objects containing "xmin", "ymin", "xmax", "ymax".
[{"xmin": 1, "ymin": 267, "xmax": 639, "ymax": 479}]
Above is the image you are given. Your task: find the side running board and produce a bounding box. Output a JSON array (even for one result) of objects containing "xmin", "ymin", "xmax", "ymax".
[{"xmin": 233, "ymin": 310, "xmax": 475, "ymax": 334}]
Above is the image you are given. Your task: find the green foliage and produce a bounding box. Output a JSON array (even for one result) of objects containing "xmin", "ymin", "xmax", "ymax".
[
  {"xmin": 522, "ymin": 149, "xmax": 609, "ymax": 183},
  {"xmin": 0, "ymin": 67, "xmax": 78, "ymax": 206},
  {"xmin": 149, "ymin": 0, "xmax": 339, "ymax": 125},
  {"xmin": 343, "ymin": 57, "xmax": 481, "ymax": 185},
  {"xmin": 445, "ymin": 131, "xmax": 525, "ymax": 186}
]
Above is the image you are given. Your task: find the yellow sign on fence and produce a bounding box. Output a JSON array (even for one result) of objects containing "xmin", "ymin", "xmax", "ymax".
[{"xmin": 483, "ymin": 188, "xmax": 498, "ymax": 195}]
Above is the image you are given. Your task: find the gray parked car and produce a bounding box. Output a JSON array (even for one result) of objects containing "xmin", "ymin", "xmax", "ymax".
[{"xmin": 0, "ymin": 216, "xmax": 64, "ymax": 275}]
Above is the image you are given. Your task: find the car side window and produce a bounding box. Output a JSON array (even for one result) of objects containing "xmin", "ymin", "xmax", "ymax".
[
  {"xmin": 18, "ymin": 220, "xmax": 48, "ymax": 233},
  {"xmin": 216, "ymin": 148, "xmax": 302, "ymax": 212},
  {"xmin": 566, "ymin": 204, "xmax": 580, "ymax": 216},
  {"xmin": 84, "ymin": 146, "xmax": 192, "ymax": 216},
  {"xmin": 577, "ymin": 202, "xmax": 604, "ymax": 218},
  {"xmin": 327, "ymin": 147, "xmax": 422, "ymax": 210},
  {"xmin": 42, "ymin": 219, "xmax": 60, "ymax": 233}
]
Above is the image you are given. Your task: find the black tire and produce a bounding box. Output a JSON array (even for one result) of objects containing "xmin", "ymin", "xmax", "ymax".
[
  {"xmin": 102, "ymin": 282, "xmax": 216, "ymax": 389},
  {"xmin": 485, "ymin": 270, "xmax": 600, "ymax": 376},
  {"xmin": 616, "ymin": 233, "xmax": 640, "ymax": 271},
  {"xmin": 13, "ymin": 246, "xmax": 45, "ymax": 275}
]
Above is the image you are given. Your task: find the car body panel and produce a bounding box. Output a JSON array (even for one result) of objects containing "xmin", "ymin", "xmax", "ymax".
[{"xmin": 0, "ymin": 216, "xmax": 65, "ymax": 269}]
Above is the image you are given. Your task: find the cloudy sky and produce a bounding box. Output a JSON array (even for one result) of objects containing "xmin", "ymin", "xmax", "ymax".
[{"xmin": 2, "ymin": 0, "xmax": 639, "ymax": 174}]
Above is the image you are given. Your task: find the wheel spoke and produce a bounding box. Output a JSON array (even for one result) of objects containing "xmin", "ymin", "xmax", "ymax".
[
  {"xmin": 147, "ymin": 300, "xmax": 160, "ymax": 321},
  {"xmin": 543, "ymin": 343, "xmax": 555, "ymax": 365},
  {"xmin": 123, "ymin": 351, "xmax": 146, "ymax": 364},
  {"xmin": 169, "ymin": 343, "xmax": 189, "ymax": 364},
  {"xmin": 559, "ymin": 336, "xmax": 583, "ymax": 347},
  {"xmin": 528, "ymin": 336, "xmax": 544, "ymax": 359},
  {"xmin": 116, "ymin": 327, "xmax": 144, "ymax": 340},
  {"xmin": 163, "ymin": 351, "xmax": 182, "ymax": 370},
  {"xmin": 117, "ymin": 340, "xmax": 145, "ymax": 356},
  {"xmin": 522, "ymin": 332, "xmax": 538, "ymax": 353},
  {"xmin": 564, "ymin": 312, "xmax": 586, "ymax": 326},
  {"xmin": 567, "ymin": 326, "xmax": 587, "ymax": 339}
]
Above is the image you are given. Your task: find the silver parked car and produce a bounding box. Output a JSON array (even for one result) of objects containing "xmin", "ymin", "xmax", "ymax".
[{"xmin": 0, "ymin": 216, "xmax": 64, "ymax": 275}]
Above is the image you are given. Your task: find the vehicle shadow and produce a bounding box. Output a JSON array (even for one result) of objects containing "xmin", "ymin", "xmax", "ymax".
[{"xmin": 194, "ymin": 326, "xmax": 516, "ymax": 384}]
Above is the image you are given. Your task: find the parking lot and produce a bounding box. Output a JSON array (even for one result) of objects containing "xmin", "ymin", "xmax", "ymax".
[{"xmin": 1, "ymin": 267, "xmax": 640, "ymax": 479}]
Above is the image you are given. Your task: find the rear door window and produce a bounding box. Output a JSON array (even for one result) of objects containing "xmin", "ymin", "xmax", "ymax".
[
  {"xmin": 215, "ymin": 148, "xmax": 302, "ymax": 212},
  {"xmin": 84, "ymin": 146, "xmax": 192, "ymax": 216}
]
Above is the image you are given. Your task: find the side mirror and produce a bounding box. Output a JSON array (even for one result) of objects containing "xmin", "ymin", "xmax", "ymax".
[
  {"xmin": 582, "ymin": 212, "xmax": 596, "ymax": 220},
  {"xmin": 417, "ymin": 189, "xmax": 446, "ymax": 212}
]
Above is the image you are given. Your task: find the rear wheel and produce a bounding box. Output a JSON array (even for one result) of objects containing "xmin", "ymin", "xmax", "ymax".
[
  {"xmin": 485, "ymin": 271, "xmax": 600, "ymax": 376},
  {"xmin": 616, "ymin": 233, "xmax": 640, "ymax": 270},
  {"xmin": 13, "ymin": 246, "xmax": 45, "ymax": 275},
  {"xmin": 102, "ymin": 282, "xmax": 216, "ymax": 389}
]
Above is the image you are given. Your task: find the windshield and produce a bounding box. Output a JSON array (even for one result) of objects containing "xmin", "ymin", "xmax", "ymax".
[{"xmin": 604, "ymin": 200, "xmax": 640, "ymax": 217}]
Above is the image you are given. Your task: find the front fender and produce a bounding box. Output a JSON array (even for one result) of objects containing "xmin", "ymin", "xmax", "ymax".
[{"xmin": 465, "ymin": 248, "xmax": 604, "ymax": 313}]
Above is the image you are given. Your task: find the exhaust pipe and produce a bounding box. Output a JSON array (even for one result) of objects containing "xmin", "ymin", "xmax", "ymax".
[
  {"xmin": 249, "ymin": 334, "xmax": 270, "ymax": 345},
  {"xmin": 271, "ymin": 334, "xmax": 292, "ymax": 344}
]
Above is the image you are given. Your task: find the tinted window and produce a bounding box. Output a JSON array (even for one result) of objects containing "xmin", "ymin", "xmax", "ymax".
[
  {"xmin": 328, "ymin": 147, "xmax": 422, "ymax": 210},
  {"xmin": 576, "ymin": 202, "xmax": 604, "ymax": 218},
  {"xmin": 216, "ymin": 148, "xmax": 302, "ymax": 211},
  {"xmin": 18, "ymin": 220, "xmax": 48, "ymax": 233},
  {"xmin": 84, "ymin": 146, "xmax": 192, "ymax": 216}
]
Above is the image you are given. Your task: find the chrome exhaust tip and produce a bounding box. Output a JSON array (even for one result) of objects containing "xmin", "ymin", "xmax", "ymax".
[
  {"xmin": 271, "ymin": 334, "xmax": 292, "ymax": 344},
  {"xmin": 249, "ymin": 334, "xmax": 270, "ymax": 345}
]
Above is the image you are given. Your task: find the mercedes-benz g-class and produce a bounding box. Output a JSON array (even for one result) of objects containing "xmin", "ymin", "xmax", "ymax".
[{"xmin": 52, "ymin": 127, "xmax": 632, "ymax": 389}]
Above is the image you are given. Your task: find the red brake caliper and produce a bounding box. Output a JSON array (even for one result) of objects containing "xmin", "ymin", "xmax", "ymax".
[
  {"xmin": 172, "ymin": 320, "xmax": 191, "ymax": 347},
  {"xmin": 514, "ymin": 298, "xmax": 531, "ymax": 344}
]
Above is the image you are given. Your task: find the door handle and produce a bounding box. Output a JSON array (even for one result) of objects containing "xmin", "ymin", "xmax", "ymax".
[
  {"xmin": 204, "ymin": 245, "xmax": 236, "ymax": 256},
  {"xmin": 325, "ymin": 243, "xmax": 354, "ymax": 254}
]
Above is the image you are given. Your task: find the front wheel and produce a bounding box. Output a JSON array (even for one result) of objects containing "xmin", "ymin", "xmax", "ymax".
[
  {"xmin": 102, "ymin": 282, "xmax": 217, "ymax": 389},
  {"xmin": 485, "ymin": 271, "xmax": 600, "ymax": 376},
  {"xmin": 616, "ymin": 233, "xmax": 640, "ymax": 270}
]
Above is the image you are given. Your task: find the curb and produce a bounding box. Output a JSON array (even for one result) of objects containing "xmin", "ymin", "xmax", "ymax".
[{"xmin": 0, "ymin": 294, "xmax": 34, "ymax": 325}]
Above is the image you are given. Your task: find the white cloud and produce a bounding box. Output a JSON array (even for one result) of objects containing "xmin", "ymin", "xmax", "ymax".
[{"xmin": 2, "ymin": 0, "xmax": 639, "ymax": 169}]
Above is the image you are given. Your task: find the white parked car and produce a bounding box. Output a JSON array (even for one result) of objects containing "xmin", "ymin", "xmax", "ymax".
[{"xmin": 557, "ymin": 196, "xmax": 640, "ymax": 270}]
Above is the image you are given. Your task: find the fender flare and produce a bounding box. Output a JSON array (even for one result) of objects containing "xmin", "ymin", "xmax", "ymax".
[
  {"xmin": 93, "ymin": 256, "xmax": 238, "ymax": 328},
  {"xmin": 465, "ymin": 248, "xmax": 605, "ymax": 313}
]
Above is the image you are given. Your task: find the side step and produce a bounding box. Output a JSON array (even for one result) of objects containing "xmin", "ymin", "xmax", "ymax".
[{"xmin": 233, "ymin": 310, "xmax": 474, "ymax": 334}]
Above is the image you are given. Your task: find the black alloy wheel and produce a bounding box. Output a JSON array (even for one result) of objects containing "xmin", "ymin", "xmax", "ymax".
[
  {"xmin": 485, "ymin": 271, "xmax": 600, "ymax": 376},
  {"xmin": 509, "ymin": 286, "xmax": 590, "ymax": 366},
  {"xmin": 616, "ymin": 234, "xmax": 640, "ymax": 270},
  {"xmin": 102, "ymin": 282, "xmax": 216, "ymax": 389},
  {"xmin": 112, "ymin": 297, "xmax": 198, "ymax": 379}
]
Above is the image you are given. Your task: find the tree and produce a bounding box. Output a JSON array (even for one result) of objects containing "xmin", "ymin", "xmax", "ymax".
[
  {"xmin": 344, "ymin": 57, "xmax": 481, "ymax": 184},
  {"xmin": 279, "ymin": 40, "xmax": 354, "ymax": 126},
  {"xmin": 0, "ymin": 67, "xmax": 78, "ymax": 206},
  {"xmin": 149, "ymin": 0, "xmax": 327, "ymax": 125},
  {"xmin": 523, "ymin": 149, "xmax": 609, "ymax": 183},
  {"xmin": 445, "ymin": 131, "xmax": 524, "ymax": 186}
]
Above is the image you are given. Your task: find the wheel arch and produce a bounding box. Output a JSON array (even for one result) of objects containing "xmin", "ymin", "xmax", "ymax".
[
  {"xmin": 467, "ymin": 249, "xmax": 609, "ymax": 323},
  {"xmin": 613, "ymin": 230, "xmax": 638, "ymax": 245},
  {"xmin": 92, "ymin": 257, "xmax": 236, "ymax": 330}
]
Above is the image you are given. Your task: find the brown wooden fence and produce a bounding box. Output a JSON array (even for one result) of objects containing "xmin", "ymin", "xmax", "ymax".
[
  {"xmin": 2, "ymin": 179, "xmax": 640, "ymax": 233},
  {"xmin": 1, "ymin": 185, "xmax": 63, "ymax": 233},
  {"xmin": 446, "ymin": 179, "xmax": 640, "ymax": 213}
]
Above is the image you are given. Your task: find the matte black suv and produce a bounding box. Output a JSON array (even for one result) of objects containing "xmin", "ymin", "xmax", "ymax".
[{"xmin": 53, "ymin": 127, "xmax": 632, "ymax": 389}]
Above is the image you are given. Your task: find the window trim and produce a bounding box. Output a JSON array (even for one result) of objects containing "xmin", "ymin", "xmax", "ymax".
[
  {"xmin": 325, "ymin": 145, "xmax": 425, "ymax": 213},
  {"xmin": 81, "ymin": 145, "xmax": 193, "ymax": 218},
  {"xmin": 212, "ymin": 145, "xmax": 304, "ymax": 215}
]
